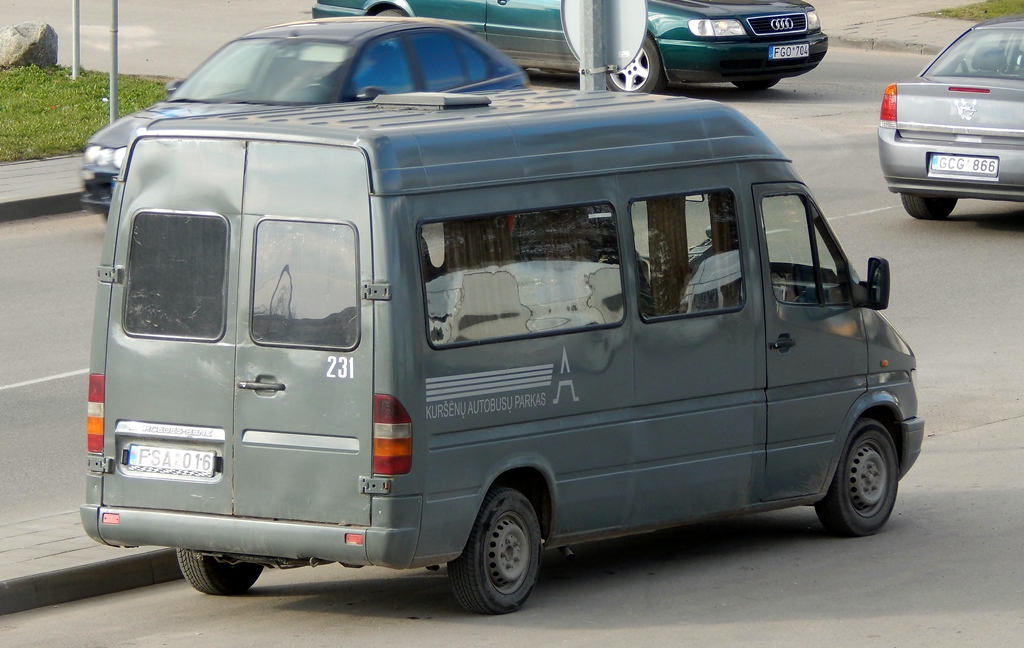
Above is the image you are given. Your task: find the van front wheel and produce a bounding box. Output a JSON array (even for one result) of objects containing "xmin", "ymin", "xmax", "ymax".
[
  {"xmin": 448, "ymin": 487, "xmax": 542, "ymax": 614},
  {"xmin": 814, "ymin": 418, "xmax": 899, "ymax": 537},
  {"xmin": 176, "ymin": 548, "xmax": 264, "ymax": 595}
]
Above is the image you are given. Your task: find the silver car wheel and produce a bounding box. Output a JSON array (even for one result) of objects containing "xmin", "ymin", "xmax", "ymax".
[{"xmin": 611, "ymin": 50, "xmax": 651, "ymax": 93}]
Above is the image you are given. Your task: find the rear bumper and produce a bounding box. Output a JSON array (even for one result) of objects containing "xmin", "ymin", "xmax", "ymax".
[
  {"xmin": 81, "ymin": 496, "xmax": 423, "ymax": 569},
  {"xmin": 878, "ymin": 126, "xmax": 1024, "ymax": 202},
  {"xmin": 899, "ymin": 416, "xmax": 925, "ymax": 480}
]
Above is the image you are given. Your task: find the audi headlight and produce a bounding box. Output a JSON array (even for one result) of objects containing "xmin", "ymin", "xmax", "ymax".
[
  {"xmin": 688, "ymin": 19, "xmax": 746, "ymax": 38},
  {"xmin": 807, "ymin": 10, "xmax": 820, "ymax": 31}
]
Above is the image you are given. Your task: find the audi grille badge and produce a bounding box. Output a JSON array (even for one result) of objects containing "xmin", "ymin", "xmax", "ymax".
[{"xmin": 771, "ymin": 17, "xmax": 795, "ymax": 31}]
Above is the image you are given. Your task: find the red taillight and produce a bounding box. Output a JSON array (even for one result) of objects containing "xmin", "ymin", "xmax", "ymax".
[
  {"xmin": 880, "ymin": 83, "xmax": 898, "ymax": 125},
  {"xmin": 87, "ymin": 373, "xmax": 105, "ymax": 453},
  {"xmin": 372, "ymin": 394, "xmax": 412, "ymax": 475},
  {"xmin": 949, "ymin": 86, "xmax": 990, "ymax": 94}
]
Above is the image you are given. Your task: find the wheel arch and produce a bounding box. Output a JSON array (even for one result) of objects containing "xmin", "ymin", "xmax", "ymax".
[
  {"xmin": 364, "ymin": 1, "xmax": 413, "ymax": 16},
  {"xmin": 837, "ymin": 391, "xmax": 908, "ymax": 475},
  {"xmin": 489, "ymin": 465, "xmax": 554, "ymax": 542}
]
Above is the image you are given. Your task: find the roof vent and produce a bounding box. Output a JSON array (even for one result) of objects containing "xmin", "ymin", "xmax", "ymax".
[{"xmin": 372, "ymin": 92, "xmax": 491, "ymax": 110}]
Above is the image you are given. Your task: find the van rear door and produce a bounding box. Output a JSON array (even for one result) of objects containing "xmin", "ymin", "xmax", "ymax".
[
  {"xmin": 231, "ymin": 142, "xmax": 374, "ymax": 525},
  {"xmin": 102, "ymin": 139, "xmax": 374, "ymax": 527}
]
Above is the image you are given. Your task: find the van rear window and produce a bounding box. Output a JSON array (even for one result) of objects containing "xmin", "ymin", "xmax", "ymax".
[
  {"xmin": 251, "ymin": 220, "xmax": 360, "ymax": 350},
  {"xmin": 123, "ymin": 212, "xmax": 228, "ymax": 340},
  {"xmin": 419, "ymin": 205, "xmax": 623, "ymax": 346}
]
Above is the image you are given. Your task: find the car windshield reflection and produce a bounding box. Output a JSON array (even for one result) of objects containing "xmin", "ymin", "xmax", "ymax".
[{"xmin": 172, "ymin": 38, "xmax": 354, "ymax": 104}]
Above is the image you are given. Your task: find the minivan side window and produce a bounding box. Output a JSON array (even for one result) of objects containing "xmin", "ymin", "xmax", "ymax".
[
  {"xmin": 251, "ymin": 220, "xmax": 360, "ymax": 350},
  {"xmin": 630, "ymin": 190, "xmax": 743, "ymax": 319},
  {"xmin": 123, "ymin": 212, "xmax": 228, "ymax": 340},
  {"xmin": 761, "ymin": 194, "xmax": 851, "ymax": 305},
  {"xmin": 419, "ymin": 205, "xmax": 623, "ymax": 346}
]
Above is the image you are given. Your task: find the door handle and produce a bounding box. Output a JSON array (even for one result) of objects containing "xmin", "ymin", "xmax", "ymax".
[
  {"xmin": 497, "ymin": 0, "xmax": 508, "ymax": 5},
  {"xmin": 769, "ymin": 334, "xmax": 796, "ymax": 351},
  {"xmin": 237, "ymin": 378, "xmax": 286, "ymax": 392}
]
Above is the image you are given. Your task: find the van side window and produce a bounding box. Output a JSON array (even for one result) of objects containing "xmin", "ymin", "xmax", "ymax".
[
  {"xmin": 123, "ymin": 212, "xmax": 228, "ymax": 340},
  {"xmin": 419, "ymin": 205, "xmax": 623, "ymax": 346},
  {"xmin": 251, "ymin": 220, "xmax": 360, "ymax": 349},
  {"xmin": 761, "ymin": 194, "xmax": 851, "ymax": 305},
  {"xmin": 630, "ymin": 191, "xmax": 743, "ymax": 319}
]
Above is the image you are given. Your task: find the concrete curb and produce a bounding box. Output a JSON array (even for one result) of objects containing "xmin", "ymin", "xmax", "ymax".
[
  {"xmin": 0, "ymin": 193, "xmax": 84, "ymax": 223},
  {"xmin": 0, "ymin": 550, "xmax": 182, "ymax": 616},
  {"xmin": 830, "ymin": 34, "xmax": 945, "ymax": 56}
]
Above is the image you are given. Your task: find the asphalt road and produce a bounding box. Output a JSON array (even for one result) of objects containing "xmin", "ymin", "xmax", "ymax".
[{"xmin": 1, "ymin": 47, "xmax": 1023, "ymax": 643}]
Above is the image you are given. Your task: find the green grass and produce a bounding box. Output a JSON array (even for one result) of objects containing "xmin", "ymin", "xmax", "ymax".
[
  {"xmin": 0, "ymin": 66, "xmax": 167, "ymax": 162},
  {"xmin": 928, "ymin": 0, "xmax": 1024, "ymax": 21}
]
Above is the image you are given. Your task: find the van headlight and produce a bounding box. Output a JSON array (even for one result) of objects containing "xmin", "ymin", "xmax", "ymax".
[
  {"xmin": 83, "ymin": 145, "xmax": 127, "ymax": 170},
  {"xmin": 688, "ymin": 19, "xmax": 746, "ymax": 37}
]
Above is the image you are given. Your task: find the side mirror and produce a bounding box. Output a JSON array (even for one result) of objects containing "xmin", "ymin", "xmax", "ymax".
[
  {"xmin": 864, "ymin": 257, "xmax": 890, "ymax": 310},
  {"xmin": 355, "ymin": 86, "xmax": 385, "ymax": 101},
  {"xmin": 165, "ymin": 79, "xmax": 182, "ymax": 93}
]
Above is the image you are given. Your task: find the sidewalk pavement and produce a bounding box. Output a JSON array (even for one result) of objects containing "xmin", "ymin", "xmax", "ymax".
[{"xmin": 0, "ymin": 0, "xmax": 980, "ymax": 616}]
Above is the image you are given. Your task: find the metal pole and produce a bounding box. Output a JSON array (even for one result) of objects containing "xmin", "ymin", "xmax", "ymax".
[
  {"xmin": 71, "ymin": 0, "xmax": 80, "ymax": 79},
  {"xmin": 579, "ymin": 0, "xmax": 605, "ymax": 92},
  {"xmin": 109, "ymin": 0, "xmax": 119, "ymax": 123}
]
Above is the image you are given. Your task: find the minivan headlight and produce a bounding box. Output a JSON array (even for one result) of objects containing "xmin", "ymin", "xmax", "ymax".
[
  {"xmin": 807, "ymin": 11, "xmax": 820, "ymax": 31},
  {"xmin": 688, "ymin": 19, "xmax": 746, "ymax": 38}
]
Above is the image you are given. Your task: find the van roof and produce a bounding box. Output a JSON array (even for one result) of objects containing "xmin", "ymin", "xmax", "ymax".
[{"xmin": 140, "ymin": 89, "xmax": 788, "ymax": 195}]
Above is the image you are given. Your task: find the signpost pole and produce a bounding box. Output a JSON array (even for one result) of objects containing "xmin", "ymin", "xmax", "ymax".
[
  {"xmin": 579, "ymin": 0, "xmax": 604, "ymax": 92},
  {"xmin": 109, "ymin": 0, "xmax": 118, "ymax": 123},
  {"xmin": 71, "ymin": 0, "xmax": 80, "ymax": 79}
]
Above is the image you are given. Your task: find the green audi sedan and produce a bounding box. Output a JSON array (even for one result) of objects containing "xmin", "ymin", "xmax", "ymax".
[{"xmin": 312, "ymin": 0, "xmax": 828, "ymax": 92}]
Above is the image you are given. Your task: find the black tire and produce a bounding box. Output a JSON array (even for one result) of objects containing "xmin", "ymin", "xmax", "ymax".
[
  {"xmin": 901, "ymin": 193, "xmax": 957, "ymax": 220},
  {"xmin": 376, "ymin": 8, "xmax": 409, "ymax": 17},
  {"xmin": 448, "ymin": 487, "xmax": 542, "ymax": 614},
  {"xmin": 732, "ymin": 78, "xmax": 781, "ymax": 91},
  {"xmin": 608, "ymin": 33, "xmax": 667, "ymax": 94},
  {"xmin": 176, "ymin": 548, "xmax": 264, "ymax": 595},
  {"xmin": 814, "ymin": 418, "xmax": 899, "ymax": 537}
]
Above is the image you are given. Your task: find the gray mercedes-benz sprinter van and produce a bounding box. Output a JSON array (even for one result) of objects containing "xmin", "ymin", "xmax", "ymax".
[{"xmin": 83, "ymin": 89, "xmax": 923, "ymax": 614}]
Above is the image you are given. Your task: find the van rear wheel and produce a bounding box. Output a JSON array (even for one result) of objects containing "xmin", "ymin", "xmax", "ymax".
[
  {"xmin": 448, "ymin": 487, "xmax": 542, "ymax": 614},
  {"xmin": 176, "ymin": 548, "xmax": 264, "ymax": 595},
  {"xmin": 814, "ymin": 418, "xmax": 899, "ymax": 537}
]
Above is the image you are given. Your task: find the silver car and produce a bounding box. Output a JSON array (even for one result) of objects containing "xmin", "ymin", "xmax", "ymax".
[{"xmin": 877, "ymin": 15, "xmax": 1024, "ymax": 220}]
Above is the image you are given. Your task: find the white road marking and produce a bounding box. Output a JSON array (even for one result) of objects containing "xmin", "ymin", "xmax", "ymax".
[{"xmin": 0, "ymin": 369, "xmax": 89, "ymax": 392}]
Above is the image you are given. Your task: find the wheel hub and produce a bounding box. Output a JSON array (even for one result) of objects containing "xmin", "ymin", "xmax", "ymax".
[
  {"xmin": 487, "ymin": 512, "xmax": 529, "ymax": 593},
  {"xmin": 849, "ymin": 443, "xmax": 887, "ymax": 511},
  {"xmin": 612, "ymin": 51, "xmax": 650, "ymax": 92}
]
